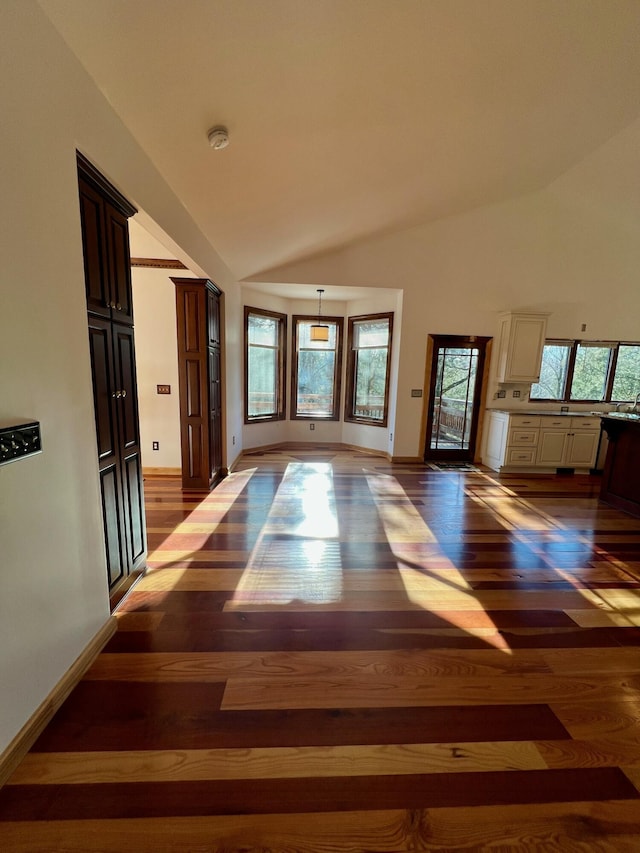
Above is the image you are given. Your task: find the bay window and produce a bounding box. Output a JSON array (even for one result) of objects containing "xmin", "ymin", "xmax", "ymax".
[
  {"xmin": 291, "ymin": 315, "xmax": 343, "ymax": 420},
  {"xmin": 345, "ymin": 313, "xmax": 393, "ymax": 425},
  {"xmin": 244, "ymin": 307, "xmax": 286, "ymax": 422}
]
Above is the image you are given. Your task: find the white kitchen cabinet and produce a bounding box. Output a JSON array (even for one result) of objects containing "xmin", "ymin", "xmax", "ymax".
[
  {"xmin": 484, "ymin": 412, "xmax": 601, "ymax": 472},
  {"xmin": 536, "ymin": 429, "xmax": 567, "ymax": 466},
  {"xmin": 494, "ymin": 312, "xmax": 549, "ymax": 383},
  {"xmin": 564, "ymin": 429, "xmax": 600, "ymax": 466},
  {"xmin": 536, "ymin": 417, "xmax": 600, "ymax": 468}
]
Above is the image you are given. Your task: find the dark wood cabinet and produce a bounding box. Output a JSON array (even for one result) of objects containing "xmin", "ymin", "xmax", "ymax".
[
  {"xmin": 173, "ymin": 277, "xmax": 224, "ymax": 490},
  {"xmin": 78, "ymin": 157, "xmax": 135, "ymax": 325},
  {"xmin": 78, "ymin": 154, "xmax": 146, "ymax": 606}
]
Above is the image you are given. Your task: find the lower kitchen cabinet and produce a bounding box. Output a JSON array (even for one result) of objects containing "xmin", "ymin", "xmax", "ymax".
[{"xmin": 485, "ymin": 411, "xmax": 601, "ymax": 473}]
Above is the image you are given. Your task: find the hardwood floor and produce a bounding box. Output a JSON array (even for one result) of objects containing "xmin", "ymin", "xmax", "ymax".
[{"xmin": 3, "ymin": 446, "xmax": 640, "ymax": 851}]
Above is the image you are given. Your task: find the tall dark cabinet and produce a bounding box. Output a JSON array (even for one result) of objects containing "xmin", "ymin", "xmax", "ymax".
[
  {"xmin": 78, "ymin": 154, "xmax": 146, "ymax": 606},
  {"xmin": 173, "ymin": 277, "xmax": 224, "ymax": 490}
]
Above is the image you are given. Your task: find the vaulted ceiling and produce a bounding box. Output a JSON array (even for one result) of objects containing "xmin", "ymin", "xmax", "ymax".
[{"xmin": 41, "ymin": 0, "xmax": 640, "ymax": 281}]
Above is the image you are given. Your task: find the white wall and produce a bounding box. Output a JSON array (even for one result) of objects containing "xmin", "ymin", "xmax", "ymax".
[
  {"xmin": 253, "ymin": 122, "xmax": 640, "ymax": 457},
  {"xmin": 0, "ymin": 1, "xmax": 241, "ymax": 752},
  {"xmin": 131, "ymin": 266, "xmax": 186, "ymax": 469}
]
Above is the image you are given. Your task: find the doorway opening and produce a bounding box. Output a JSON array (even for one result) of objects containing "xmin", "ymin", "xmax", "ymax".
[{"xmin": 424, "ymin": 335, "xmax": 491, "ymax": 462}]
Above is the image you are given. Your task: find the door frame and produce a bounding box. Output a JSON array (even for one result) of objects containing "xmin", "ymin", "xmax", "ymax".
[{"xmin": 422, "ymin": 334, "xmax": 492, "ymax": 462}]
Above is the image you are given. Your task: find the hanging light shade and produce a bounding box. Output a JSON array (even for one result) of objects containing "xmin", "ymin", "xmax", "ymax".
[{"xmin": 310, "ymin": 288, "xmax": 329, "ymax": 342}]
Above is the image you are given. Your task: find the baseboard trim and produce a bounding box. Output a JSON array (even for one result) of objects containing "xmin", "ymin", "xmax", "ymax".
[
  {"xmin": 0, "ymin": 616, "xmax": 117, "ymax": 789},
  {"xmin": 391, "ymin": 455, "xmax": 424, "ymax": 463},
  {"xmin": 143, "ymin": 467, "xmax": 181, "ymax": 477},
  {"xmin": 227, "ymin": 452, "xmax": 243, "ymax": 473}
]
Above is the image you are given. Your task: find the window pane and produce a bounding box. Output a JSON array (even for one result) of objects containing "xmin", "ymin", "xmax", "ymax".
[
  {"xmin": 530, "ymin": 344, "xmax": 570, "ymax": 399},
  {"xmin": 297, "ymin": 350, "xmax": 336, "ymax": 415},
  {"xmin": 298, "ymin": 320, "xmax": 336, "ymax": 350},
  {"xmin": 248, "ymin": 314, "xmax": 278, "ymax": 346},
  {"xmin": 354, "ymin": 319, "xmax": 389, "ymax": 349},
  {"xmin": 245, "ymin": 307, "xmax": 285, "ymax": 422},
  {"xmin": 570, "ymin": 344, "xmax": 612, "ymax": 400},
  {"xmin": 612, "ymin": 345, "xmax": 640, "ymax": 402},
  {"xmin": 248, "ymin": 346, "xmax": 276, "ymax": 416},
  {"xmin": 354, "ymin": 347, "xmax": 387, "ymax": 420}
]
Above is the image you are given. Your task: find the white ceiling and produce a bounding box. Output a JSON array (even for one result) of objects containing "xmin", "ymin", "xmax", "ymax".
[{"xmin": 42, "ymin": 0, "xmax": 640, "ymax": 283}]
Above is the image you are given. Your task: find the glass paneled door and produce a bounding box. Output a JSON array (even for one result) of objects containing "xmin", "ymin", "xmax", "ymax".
[{"xmin": 425, "ymin": 336, "xmax": 489, "ymax": 461}]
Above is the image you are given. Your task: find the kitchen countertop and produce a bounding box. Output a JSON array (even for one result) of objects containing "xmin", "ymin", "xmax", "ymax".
[{"xmin": 489, "ymin": 409, "xmax": 603, "ymax": 417}]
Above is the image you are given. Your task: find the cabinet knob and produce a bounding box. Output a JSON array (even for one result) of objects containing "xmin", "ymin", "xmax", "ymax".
[
  {"xmin": 112, "ymin": 390, "xmax": 122, "ymax": 399},
  {"xmin": 121, "ymin": 389, "xmax": 127, "ymax": 398},
  {"xmin": 109, "ymin": 301, "xmax": 116, "ymax": 309},
  {"xmin": 116, "ymin": 303, "xmax": 122, "ymax": 311}
]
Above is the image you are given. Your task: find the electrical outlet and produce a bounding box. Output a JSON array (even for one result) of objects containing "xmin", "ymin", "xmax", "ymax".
[
  {"xmin": 232, "ymin": 435, "xmax": 235, "ymax": 445},
  {"xmin": 512, "ymin": 390, "xmax": 521, "ymax": 398},
  {"xmin": 497, "ymin": 389, "xmax": 506, "ymax": 398},
  {"xmin": 152, "ymin": 441, "xmax": 159, "ymax": 451},
  {"xmin": 390, "ymin": 433, "xmax": 393, "ymax": 441},
  {"xmin": 309, "ymin": 423, "xmax": 315, "ymax": 431}
]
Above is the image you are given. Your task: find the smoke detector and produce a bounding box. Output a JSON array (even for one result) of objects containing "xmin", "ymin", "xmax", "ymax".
[{"xmin": 207, "ymin": 126, "xmax": 229, "ymax": 150}]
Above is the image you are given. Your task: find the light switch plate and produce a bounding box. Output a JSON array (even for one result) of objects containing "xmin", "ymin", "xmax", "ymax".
[{"xmin": 157, "ymin": 384, "xmax": 171, "ymax": 395}]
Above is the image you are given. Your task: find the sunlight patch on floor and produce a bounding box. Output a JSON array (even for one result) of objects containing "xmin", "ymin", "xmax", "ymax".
[
  {"xmin": 230, "ymin": 463, "xmax": 343, "ymax": 606},
  {"xmin": 145, "ymin": 468, "xmax": 257, "ymax": 572},
  {"xmin": 366, "ymin": 472, "xmax": 510, "ymax": 653}
]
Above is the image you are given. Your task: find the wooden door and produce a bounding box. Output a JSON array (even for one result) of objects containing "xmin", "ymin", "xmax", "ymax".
[
  {"xmin": 79, "ymin": 180, "xmax": 111, "ymax": 320},
  {"xmin": 87, "ymin": 316, "xmax": 128, "ymax": 589},
  {"xmin": 105, "ymin": 203, "xmax": 134, "ymax": 324},
  {"xmin": 174, "ymin": 278, "xmax": 224, "ymax": 490},
  {"xmin": 112, "ymin": 323, "xmax": 146, "ymax": 570},
  {"xmin": 424, "ymin": 335, "xmax": 490, "ymax": 462},
  {"xmin": 78, "ymin": 152, "xmax": 145, "ymax": 607}
]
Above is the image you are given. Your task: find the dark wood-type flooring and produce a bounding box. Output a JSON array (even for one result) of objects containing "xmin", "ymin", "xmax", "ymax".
[{"xmin": 3, "ymin": 447, "xmax": 640, "ymax": 850}]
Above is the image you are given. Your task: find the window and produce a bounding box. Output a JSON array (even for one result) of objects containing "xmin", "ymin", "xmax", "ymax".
[
  {"xmin": 612, "ymin": 345, "xmax": 640, "ymax": 401},
  {"xmin": 531, "ymin": 342, "xmax": 571, "ymax": 400},
  {"xmin": 345, "ymin": 313, "xmax": 393, "ymax": 426},
  {"xmin": 570, "ymin": 343, "xmax": 613, "ymax": 401},
  {"xmin": 244, "ymin": 307, "xmax": 286, "ymax": 423},
  {"xmin": 531, "ymin": 339, "xmax": 640, "ymax": 403},
  {"xmin": 291, "ymin": 315, "xmax": 343, "ymax": 420}
]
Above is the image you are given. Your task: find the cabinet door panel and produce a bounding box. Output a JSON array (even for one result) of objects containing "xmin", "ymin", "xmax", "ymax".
[
  {"xmin": 112, "ymin": 324, "xmax": 140, "ymax": 452},
  {"xmin": 88, "ymin": 318, "xmax": 118, "ymax": 465},
  {"xmin": 122, "ymin": 450, "xmax": 146, "ymax": 568},
  {"xmin": 537, "ymin": 430, "xmax": 567, "ymax": 465},
  {"xmin": 100, "ymin": 464, "xmax": 127, "ymax": 589},
  {"xmin": 79, "ymin": 181, "xmax": 110, "ymax": 318},
  {"xmin": 105, "ymin": 203, "xmax": 134, "ymax": 324},
  {"xmin": 207, "ymin": 288, "xmax": 220, "ymax": 347},
  {"xmin": 566, "ymin": 431, "xmax": 598, "ymax": 466},
  {"xmin": 209, "ymin": 348, "xmax": 222, "ymax": 481}
]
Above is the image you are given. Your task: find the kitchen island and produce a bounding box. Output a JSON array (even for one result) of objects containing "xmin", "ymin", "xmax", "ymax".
[{"xmin": 600, "ymin": 413, "xmax": 640, "ymax": 517}]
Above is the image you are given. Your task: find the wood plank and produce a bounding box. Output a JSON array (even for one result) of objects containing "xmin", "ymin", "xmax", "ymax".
[
  {"xmin": 31, "ymin": 688, "xmax": 569, "ymax": 751},
  {"xmin": 8, "ymin": 740, "xmax": 547, "ymax": 785},
  {"xmin": 2, "ymin": 803, "xmax": 640, "ymax": 851},
  {"xmin": 2, "ymin": 771, "xmax": 637, "ymax": 823},
  {"xmin": 221, "ymin": 672, "xmax": 640, "ymax": 710},
  {"xmin": 85, "ymin": 648, "xmax": 552, "ymax": 682}
]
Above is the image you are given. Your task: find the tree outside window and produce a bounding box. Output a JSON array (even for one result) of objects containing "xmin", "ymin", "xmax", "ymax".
[
  {"xmin": 531, "ymin": 339, "xmax": 640, "ymax": 403},
  {"xmin": 612, "ymin": 345, "xmax": 640, "ymax": 401},
  {"xmin": 345, "ymin": 313, "xmax": 393, "ymax": 426},
  {"xmin": 292, "ymin": 316, "xmax": 343, "ymax": 420},
  {"xmin": 244, "ymin": 307, "xmax": 286, "ymax": 423}
]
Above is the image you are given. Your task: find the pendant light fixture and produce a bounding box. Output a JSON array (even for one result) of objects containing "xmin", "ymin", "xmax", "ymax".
[{"xmin": 310, "ymin": 289, "xmax": 330, "ymax": 342}]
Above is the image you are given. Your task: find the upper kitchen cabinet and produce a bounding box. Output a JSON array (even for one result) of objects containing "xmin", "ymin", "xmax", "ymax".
[
  {"xmin": 78, "ymin": 153, "xmax": 137, "ymax": 325},
  {"xmin": 494, "ymin": 312, "xmax": 549, "ymax": 383}
]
